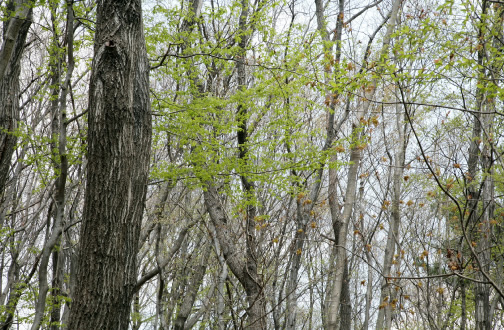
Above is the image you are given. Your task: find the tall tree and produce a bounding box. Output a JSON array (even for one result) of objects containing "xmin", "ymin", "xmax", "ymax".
[
  {"xmin": 31, "ymin": 1, "xmax": 74, "ymax": 328},
  {"xmin": 326, "ymin": 0, "xmax": 401, "ymax": 328},
  {"xmin": 466, "ymin": 1, "xmax": 500, "ymax": 328},
  {"xmin": 0, "ymin": 0, "xmax": 32, "ymax": 202},
  {"xmin": 67, "ymin": 0, "xmax": 152, "ymax": 327}
]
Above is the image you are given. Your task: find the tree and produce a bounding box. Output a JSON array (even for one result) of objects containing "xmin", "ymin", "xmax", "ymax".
[
  {"xmin": 0, "ymin": 3, "xmax": 32, "ymax": 328},
  {"xmin": 0, "ymin": 0, "xmax": 32, "ymax": 202},
  {"xmin": 4, "ymin": 0, "xmax": 504, "ymax": 328},
  {"xmin": 67, "ymin": 0, "xmax": 152, "ymax": 327},
  {"xmin": 31, "ymin": 1, "xmax": 74, "ymax": 328}
]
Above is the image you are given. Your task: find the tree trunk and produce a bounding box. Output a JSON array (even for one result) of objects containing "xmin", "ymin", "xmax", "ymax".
[
  {"xmin": 173, "ymin": 242, "xmax": 211, "ymax": 330},
  {"xmin": 326, "ymin": 139, "xmax": 361, "ymax": 330},
  {"xmin": 0, "ymin": 0, "xmax": 31, "ymax": 82},
  {"xmin": 285, "ymin": 203, "xmax": 309, "ymax": 330},
  {"xmin": 0, "ymin": 4, "xmax": 32, "ymax": 329},
  {"xmin": 469, "ymin": 4, "xmax": 486, "ymax": 328},
  {"xmin": 0, "ymin": 0, "xmax": 32, "ymax": 200},
  {"xmin": 376, "ymin": 95, "xmax": 407, "ymax": 330},
  {"xmin": 208, "ymin": 221, "xmax": 230, "ymax": 330},
  {"xmin": 468, "ymin": 2, "xmax": 499, "ymax": 329},
  {"xmin": 461, "ymin": 280, "xmax": 466, "ymax": 330},
  {"xmin": 31, "ymin": 3, "xmax": 74, "ymax": 328},
  {"xmin": 313, "ymin": 0, "xmax": 348, "ymax": 328},
  {"xmin": 67, "ymin": 0, "xmax": 152, "ymax": 327},
  {"xmin": 326, "ymin": 1, "xmax": 401, "ymax": 328},
  {"xmin": 203, "ymin": 184, "xmax": 265, "ymax": 329}
]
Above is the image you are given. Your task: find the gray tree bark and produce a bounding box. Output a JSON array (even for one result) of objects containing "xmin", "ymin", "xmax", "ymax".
[
  {"xmin": 67, "ymin": 0, "xmax": 152, "ymax": 328},
  {"xmin": 375, "ymin": 98, "xmax": 406, "ymax": 330},
  {"xmin": 0, "ymin": 5, "xmax": 32, "ymax": 328},
  {"xmin": 173, "ymin": 242, "xmax": 211, "ymax": 330},
  {"xmin": 31, "ymin": 2, "xmax": 74, "ymax": 328},
  {"xmin": 0, "ymin": 0, "xmax": 32, "ymax": 201},
  {"xmin": 326, "ymin": 1, "xmax": 401, "ymax": 328},
  {"xmin": 203, "ymin": 184, "xmax": 265, "ymax": 329},
  {"xmin": 469, "ymin": 2, "xmax": 493, "ymax": 329}
]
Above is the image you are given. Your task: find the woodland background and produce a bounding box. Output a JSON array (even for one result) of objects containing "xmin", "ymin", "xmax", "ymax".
[{"xmin": 0, "ymin": 0, "xmax": 504, "ymax": 329}]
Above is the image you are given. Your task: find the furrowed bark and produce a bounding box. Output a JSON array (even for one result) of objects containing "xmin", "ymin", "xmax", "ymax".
[
  {"xmin": 0, "ymin": 7, "xmax": 32, "ymax": 326},
  {"xmin": 0, "ymin": 0, "xmax": 31, "ymax": 82},
  {"xmin": 0, "ymin": 0, "xmax": 32, "ymax": 202},
  {"xmin": 67, "ymin": 0, "xmax": 152, "ymax": 327}
]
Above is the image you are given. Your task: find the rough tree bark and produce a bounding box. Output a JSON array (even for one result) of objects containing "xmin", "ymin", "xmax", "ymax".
[
  {"xmin": 0, "ymin": 0, "xmax": 32, "ymax": 202},
  {"xmin": 67, "ymin": 0, "xmax": 152, "ymax": 327},
  {"xmin": 0, "ymin": 4, "xmax": 32, "ymax": 328}
]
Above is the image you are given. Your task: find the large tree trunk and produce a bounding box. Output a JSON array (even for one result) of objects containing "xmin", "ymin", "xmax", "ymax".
[
  {"xmin": 0, "ymin": 5, "xmax": 32, "ymax": 328},
  {"xmin": 0, "ymin": 0, "xmax": 32, "ymax": 201},
  {"xmin": 67, "ymin": 0, "xmax": 152, "ymax": 328}
]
